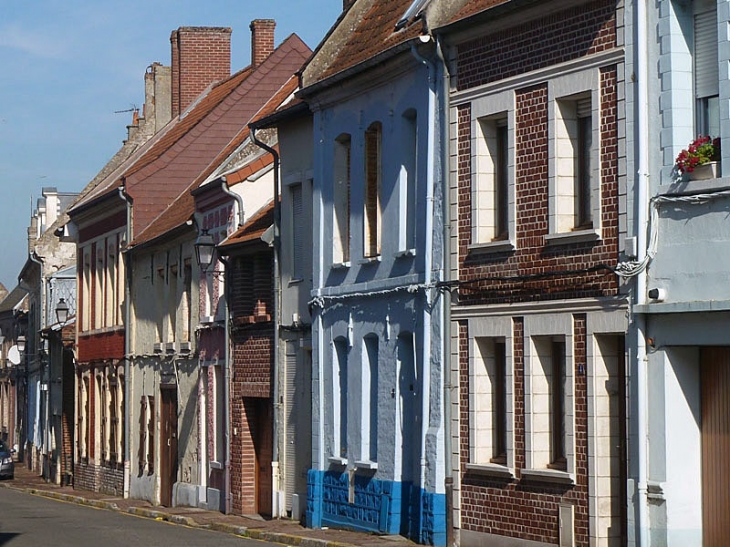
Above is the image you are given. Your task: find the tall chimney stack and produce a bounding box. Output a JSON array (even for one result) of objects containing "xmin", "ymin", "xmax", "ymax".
[
  {"xmin": 250, "ymin": 19, "xmax": 276, "ymax": 68},
  {"xmin": 170, "ymin": 27, "xmax": 232, "ymax": 117}
]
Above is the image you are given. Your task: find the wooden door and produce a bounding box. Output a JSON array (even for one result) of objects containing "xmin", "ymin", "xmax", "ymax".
[
  {"xmin": 160, "ymin": 387, "xmax": 178, "ymax": 507},
  {"xmin": 700, "ymin": 347, "xmax": 730, "ymax": 546},
  {"xmin": 247, "ymin": 397, "xmax": 272, "ymax": 516}
]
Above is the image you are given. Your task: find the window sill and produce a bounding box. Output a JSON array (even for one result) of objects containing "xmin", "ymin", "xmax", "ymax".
[
  {"xmin": 331, "ymin": 261, "xmax": 351, "ymax": 270},
  {"xmin": 328, "ymin": 456, "xmax": 348, "ymax": 466},
  {"xmin": 659, "ymin": 175, "xmax": 730, "ymax": 196},
  {"xmin": 545, "ymin": 228, "xmax": 600, "ymax": 246},
  {"xmin": 209, "ymin": 460, "xmax": 224, "ymax": 470},
  {"xmin": 465, "ymin": 462, "xmax": 515, "ymax": 479},
  {"xmin": 288, "ymin": 278, "xmax": 304, "ymax": 286},
  {"xmin": 468, "ymin": 240, "xmax": 515, "ymax": 254},
  {"xmin": 395, "ymin": 249, "xmax": 416, "ymax": 258},
  {"xmin": 358, "ymin": 256, "xmax": 381, "ymax": 265},
  {"xmin": 354, "ymin": 459, "xmax": 378, "ymax": 471},
  {"xmin": 520, "ymin": 468, "xmax": 575, "ymax": 485}
]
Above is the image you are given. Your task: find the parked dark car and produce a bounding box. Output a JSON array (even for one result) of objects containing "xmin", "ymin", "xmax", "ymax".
[{"xmin": 0, "ymin": 440, "xmax": 14, "ymax": 479}]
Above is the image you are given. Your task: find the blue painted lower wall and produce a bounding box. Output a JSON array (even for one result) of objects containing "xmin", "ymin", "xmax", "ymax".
[{"xmin": 306, "ymin": 469, "xmax": 446, "ymax": 546}]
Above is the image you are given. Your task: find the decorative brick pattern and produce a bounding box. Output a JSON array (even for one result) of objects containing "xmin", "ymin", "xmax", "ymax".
[
  {"xmin": 456, "ymin": 0, "xmax": 617, "ymax": 91},
  {"xmin": 77, "ymin": 331, "xmax": 124, "ymax": 363}
]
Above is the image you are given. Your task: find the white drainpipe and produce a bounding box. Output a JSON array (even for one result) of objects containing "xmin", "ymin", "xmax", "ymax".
[
  {"xmin": 411, "ymin": 37, "xmax": 437, "ymax": 501},
  {"xmin": 634, "ymin": 2, "xmax": 650, "ymax": 545}
]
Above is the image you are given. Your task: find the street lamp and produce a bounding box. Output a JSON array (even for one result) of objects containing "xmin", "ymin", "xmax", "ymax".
[
  {"xmin": 55, "ymin": 298, "xmax": 70, "ymax": 325},
  {"xmin": 194, "ymin": 229, "xmax": 216, "ymax": 271},
  {"xmin": 16, "ymin": 335, "xmax": 26, "ymax": 355}
]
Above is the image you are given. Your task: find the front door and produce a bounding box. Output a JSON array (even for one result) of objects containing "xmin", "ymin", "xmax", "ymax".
[
  {"xmin": 245, "ymin": 397, "xmax": 272, "ymax": 516},
  {"xmin": 700, "ymin": 347, "xmax": 730, "ymax": 546},
  {"xmin": 160, "ymin": 387, "xmax": 178, "ymax": 507}
]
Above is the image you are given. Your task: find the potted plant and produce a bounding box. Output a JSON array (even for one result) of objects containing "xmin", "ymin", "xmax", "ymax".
[{"xmin": 675, "ymin": 135, "xmax": 721, "ymax": 180}]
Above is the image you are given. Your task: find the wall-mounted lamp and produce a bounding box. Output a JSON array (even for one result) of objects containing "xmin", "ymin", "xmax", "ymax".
[
  {"xmin": 55, "ymin": 298, "xmax": 70, "ymax": 325},
  {"xmin": 16, "ymin": 335, "xmax": 26, "ymax": 354},
  {"xmin": 194, "ymin": 229, "xmax": 215, "ymax": 271}
]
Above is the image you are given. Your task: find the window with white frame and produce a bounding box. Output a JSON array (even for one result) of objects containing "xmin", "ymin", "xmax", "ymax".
[
  {"xmin": 332, "ymin": 338, "xmax": 349, "ymax": 460},
  {"xmin": 549, "ymin": 70, "xmax": 600, "ymax": 237},
  {"xmin": 109, "ymin": 373, "xmax": 118, "ymax": 462},
  {"xmin": 554, "ymin": 95, "xmax": 595, "ymax": 231},
  {"xmin": 399, "ymin": 110, "xmax": 418, "ymax": 253},
  {"xmin": 474, "ymin": 114, "xmax": 510, "ymax": 243},
  {"xmin": 364, "ymin": 122, "xmax": 382, "ymax": 258},
  {"xmin": 695, "ymin": 0, "xmax": 719, "ymax": 137},
  {"xmin": 94, "ymin": 244, "xmax": 104, "ymax": 329},
  {"xmin": 471, "ymin": 337, "xmax": 509, "ymax": 465},
  {"xmin": 362, "ymin": 335, "xmax": 379, "ymax": 463},
  {"xmin": 530, "ymin": 336, "xmax": 572, "ymax": 471},
  {"xmin": 82, "ymin": 249, "xmax": 91, "ymax": 331},
  {"xmin": 333, "ymin": 134, "xmax": 351, "ymax": 264}
]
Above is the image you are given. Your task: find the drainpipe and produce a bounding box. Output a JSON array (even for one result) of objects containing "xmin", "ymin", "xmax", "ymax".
[
  {"xmin": 411, "ymin": 38, "xmax": 437, "ymax": 527},
  {"xmin": 435, "ymin": 34, "xmax": 454, "ymax": 547},
  {"xmin": 634, "ymin": 3, "xmax": 650, "ymax": 545},
  {"xmin": 250, "ymin": 126, "xmax": 282, "ymax": 516},
  {"xmin": 27, "ymin": 252, "xmax": 47, "ymax": 474},
  {"xmin": 220, "ymin": 177, "xmax": 245, "ymax": 228},
  {"xmin": 218, "ymin": 254, "xmax": 232, "ymax": 514},
  {"xmin": 118, "ymin": 185, "xmax": 133, "ymax": 499}
]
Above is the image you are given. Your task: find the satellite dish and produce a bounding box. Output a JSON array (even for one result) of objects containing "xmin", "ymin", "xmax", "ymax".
[{"xmin": 8, "ymin": 346, "xmax": 20, "ymax": 366}]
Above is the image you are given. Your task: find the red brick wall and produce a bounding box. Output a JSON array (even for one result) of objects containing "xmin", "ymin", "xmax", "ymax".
[
  {"xmin": 77, "ymin": 331, "xmax": 125, "ymax": 362},
  {"xmin": 456, "ymin": 0, "xmax": 616, "ymax": 91},
  {"xmin": 459, "ymin": 316, "xmax": 590, "ymax": 544},
  {"xmin": 456, "ymin": 75, "xmax": 619, "ymax": 306},
  {"xmin": 170, "ymin": 27, "xmax": 231, "ymax": 117}
]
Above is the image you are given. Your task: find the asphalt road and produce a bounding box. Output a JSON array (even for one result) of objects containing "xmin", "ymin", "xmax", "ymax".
[{"xmin": 0, "ymin": 487, "xmax": 276, "ymax": 546}]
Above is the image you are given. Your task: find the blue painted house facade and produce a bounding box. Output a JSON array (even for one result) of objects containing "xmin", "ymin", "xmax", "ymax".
[{"xmin": 298, "ymin": 0, "xmax": 468, "ymax": 544}]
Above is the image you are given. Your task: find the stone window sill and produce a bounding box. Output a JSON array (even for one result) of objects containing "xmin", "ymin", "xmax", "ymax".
[
  {"xmin": 468, "ymin": 240, "xmax": 515, "ymax": 255},
  {"xmin": 354, "ymin": 459, "xmax": 378, "ymax": 471},
  {"xmin": 520, "ymin": 467, "xmax": 575, "ymax": 485},
  {"xmin": 327, "ymin": 456, "xmax": 348, "ymax": 467},
  {"xmin": 465, "ymin": 462, "xmax": 515, "ymax": 479},
  {"xmin": 331, "ymin": 261, "xmax": 351, "ymax": 270},
  {"xmin": 545, "ymin": 228, "xmax": 600, "ymax": 246}
]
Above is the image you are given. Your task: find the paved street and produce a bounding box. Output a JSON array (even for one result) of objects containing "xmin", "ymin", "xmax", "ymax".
[{"xmin": 0, "ymin": 487, "xmax": 276, "ymax": 547}]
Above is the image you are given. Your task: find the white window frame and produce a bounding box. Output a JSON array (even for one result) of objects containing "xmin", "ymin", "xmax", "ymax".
[
  {"xmin": 398, "ymin": 109, "xmax": 418, "ymax": 255},
  {"xmin": 363, "ymin": 122, "xmax": 383, "ymax": 259},
  {"xmin": 470, "ymin": 89, "xmax": 516, "ymax": 252},
  {"xmin": 356, "ymin": 334, "xmax": 378, "ymax": 469},
  {"xmin": 333, "ymin": 134, "xmax": 352, "ymax": 266},
  {"xmin": 547, "ymin": 69, "xmax": 601, "ymax": 243},
  {"xmin": 466, "ymin": 316, "xmax": 515, "ymax": 478},
  {"xmin": 523, "ymin": 314, "xmax": 575, "ymax": 484}
]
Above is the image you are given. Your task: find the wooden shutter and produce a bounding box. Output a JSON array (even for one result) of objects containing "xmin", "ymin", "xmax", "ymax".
[{"xmin": 695, "ymin": 9, "xmax": 719, "ymax": 99}]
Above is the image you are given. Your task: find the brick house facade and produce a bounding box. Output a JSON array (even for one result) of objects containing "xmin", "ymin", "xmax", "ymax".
[{"xmin": 441, "ymin": 1, "xmax": 629, "ymax": 545}]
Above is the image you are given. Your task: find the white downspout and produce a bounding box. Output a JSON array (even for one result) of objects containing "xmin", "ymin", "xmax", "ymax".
[
  {"xmin": 635, "ymin": 2, "xmax": 650, "ymax": 545},
  {"xmin": 411, "ymin": 37, "xmax": 436, "ymax": 505}
]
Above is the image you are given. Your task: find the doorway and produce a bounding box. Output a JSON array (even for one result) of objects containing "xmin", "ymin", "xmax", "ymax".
[
  {"xmin": 243, "ymin": 397, "xmax": 272, "ymax": 516},
  {"xmin": 159, "ymin": 387, "xmax": 178, "ymax": 507},
  {"xmin": 700, "ymin": 347, "xmax": 730, "ymax": 545}
]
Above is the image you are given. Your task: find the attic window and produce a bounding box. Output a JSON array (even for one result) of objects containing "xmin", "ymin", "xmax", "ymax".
[{"xmin": 395, "ymin": 0, "xmax": 432, "ymax": 29}]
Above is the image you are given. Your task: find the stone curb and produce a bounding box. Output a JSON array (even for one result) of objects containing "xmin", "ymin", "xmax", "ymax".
[{"xmin": 2, "ymin": 482, "xmax": 363, "ymax": 547}]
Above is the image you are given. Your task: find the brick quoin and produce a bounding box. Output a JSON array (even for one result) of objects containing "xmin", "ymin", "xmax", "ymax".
[{"xmin": 454, "ymin": 1, "xmax": 620, "ymax": 544}]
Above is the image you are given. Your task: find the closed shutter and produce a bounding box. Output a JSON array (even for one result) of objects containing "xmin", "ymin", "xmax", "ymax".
[
  {"xmin": 695, "ymin": 10, "xmax": 719, "ymax": 99},
  {"xmin": 291, "ymin": 184, "xmax": 303, "ymax": 280},
  {"xmin": 284, "ymin": 345, "xmax": 311, "ymax": 512}
]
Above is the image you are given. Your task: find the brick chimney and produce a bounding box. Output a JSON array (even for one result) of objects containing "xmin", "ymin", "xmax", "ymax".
[
  {"xmin": 170, "ymin": 27, "xmax": 232, "ymax": 117},
  {"xmin": 250, "ymin": 19, "xmax": 276, "ymax": 68}
]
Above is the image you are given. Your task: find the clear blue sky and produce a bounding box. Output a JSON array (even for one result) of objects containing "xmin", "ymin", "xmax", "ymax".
[{"xmin": 0, "ymin": 0, "xmax": 342, "ymax": 290}]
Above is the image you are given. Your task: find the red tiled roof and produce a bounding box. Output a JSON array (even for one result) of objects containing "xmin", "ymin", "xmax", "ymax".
[
  {"xmin": 129, "ymin": 76, "xmax": 297, "ymax": 247},
  {"xmin": 319, "ymin": 0, "xmax": 422, "ymax": 81},
  {"xmin": 123, "ymin": 33, "xmax": 310, "ymax": 238},
  {"xmin": 219, "ymin": 199, "xmax": 274, "ymax": 248},
  {"xmin": 448, "ymin": 0, "xmax": 511, "ymax": 25}
]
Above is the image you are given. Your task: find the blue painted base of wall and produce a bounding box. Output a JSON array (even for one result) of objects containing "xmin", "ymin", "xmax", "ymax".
[{"xmin": 306, "ymin": 469, "xmax": 446, "ymax": 546}]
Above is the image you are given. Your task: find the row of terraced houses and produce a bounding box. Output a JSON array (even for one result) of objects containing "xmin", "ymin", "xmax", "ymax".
[{"xmin": 1, "ymin": 0, "xmax": 729, "ymax": 545}]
